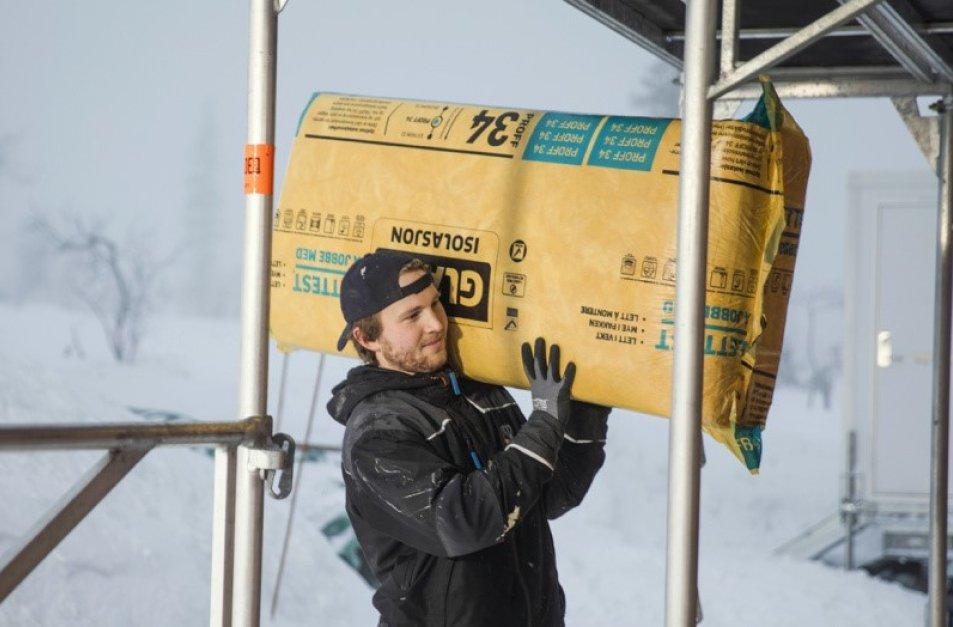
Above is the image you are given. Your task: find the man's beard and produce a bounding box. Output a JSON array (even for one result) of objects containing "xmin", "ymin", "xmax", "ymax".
[{"xmin": 379, "ymin": 336, "xmax": 447, "ymax": 373}]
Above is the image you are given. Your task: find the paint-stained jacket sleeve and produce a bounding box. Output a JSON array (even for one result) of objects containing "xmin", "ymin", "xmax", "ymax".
[
  {"xmin": 345, "ymin": 410, "xmax": 564, "ymax": 559},
  {"xmin": 542, "ymin": 400, "xmax": 610, "ymax": 520}
]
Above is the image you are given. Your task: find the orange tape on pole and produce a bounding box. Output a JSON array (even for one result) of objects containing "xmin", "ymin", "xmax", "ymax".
[{"xmin": 244, "ymin": 144, "xmax": 275, "ymax": 195}]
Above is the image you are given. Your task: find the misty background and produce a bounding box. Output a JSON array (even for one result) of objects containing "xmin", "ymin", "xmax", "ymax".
[
  {"xmin": 0, "ymin": 3, "xmax": 946, "ymax": 623},
  {"xmin": 0, "ymin": 0, "xmax": 938, "ymax": 390}
]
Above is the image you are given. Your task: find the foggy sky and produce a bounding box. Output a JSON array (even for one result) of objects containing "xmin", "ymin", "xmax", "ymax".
[{"xmin": 0, "ymin": 0, "xmax": 937, "ymax": 311}]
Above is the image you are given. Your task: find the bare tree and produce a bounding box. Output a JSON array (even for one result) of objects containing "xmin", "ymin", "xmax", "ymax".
[{"xmin": 33, "ymin": 213, "xmax": 171, "ymax": 362}]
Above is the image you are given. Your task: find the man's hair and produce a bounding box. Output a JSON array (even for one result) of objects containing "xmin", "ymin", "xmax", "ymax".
[{"xmin": 350, "ymin": 258, "xmax": 432, "ymax": 364}]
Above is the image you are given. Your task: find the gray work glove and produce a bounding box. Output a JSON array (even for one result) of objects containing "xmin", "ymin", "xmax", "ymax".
[{"xmin": 521, "ymin": 337, "xmax": 576, "ymax": 425}]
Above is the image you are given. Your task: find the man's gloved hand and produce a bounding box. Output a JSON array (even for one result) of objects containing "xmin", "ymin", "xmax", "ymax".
[{"xmin": 521, "ymin": 337, "xmax": 575, "ymax": 425}]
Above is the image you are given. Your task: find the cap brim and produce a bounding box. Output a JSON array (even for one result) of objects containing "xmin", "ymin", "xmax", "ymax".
[{"xmin": 336, "ymin": 322, "xmax": 354, "ymax": 352}]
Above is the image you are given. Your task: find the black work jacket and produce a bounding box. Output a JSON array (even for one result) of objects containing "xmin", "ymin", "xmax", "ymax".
[{"xmin": 328, "ymin": 366, "xmax": 609, "ymax": 627}]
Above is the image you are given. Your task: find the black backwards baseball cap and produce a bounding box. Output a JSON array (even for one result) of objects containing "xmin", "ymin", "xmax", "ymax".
[{"xmin": 336, "ymin": 250, "xmax": 435, "ymax": 351}]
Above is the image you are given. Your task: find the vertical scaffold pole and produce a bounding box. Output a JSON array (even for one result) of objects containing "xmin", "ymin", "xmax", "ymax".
[
  {"xmin": 233, "ymin": 442, "xmax": 266, "ymax": 626},
  {"xmin": 234, "ymin": 0, "xmax": 278, "ymax": 624},
  {"xmin": 719, "ymin": 0, "xmax": 739, "ymax": 78},
  {"xmin": 928, "ymin": 96, "xmax": 953, "ymax": 627},
  {"xmin": 210, "ymin": 445, "xmax": 237, "ymax": 627},
  {"xmin": 666, "ymin": 0, "xmax": 717, "ymax": 625}
]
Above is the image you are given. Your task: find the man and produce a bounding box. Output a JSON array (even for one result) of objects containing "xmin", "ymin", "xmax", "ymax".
[{"xmin": 327, "ymin": 250, "xmax": 610, "ymax": 626}]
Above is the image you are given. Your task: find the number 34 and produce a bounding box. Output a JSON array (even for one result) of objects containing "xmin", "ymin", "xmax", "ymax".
[{"xmin": 467, "ymin": 109, "xmax": 519, "ymax": 147}]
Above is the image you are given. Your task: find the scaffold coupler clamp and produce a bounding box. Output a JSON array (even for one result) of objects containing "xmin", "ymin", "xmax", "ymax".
[{"xmin": 245, "ymin": 415, "xmax": 296, "ymax": 500}]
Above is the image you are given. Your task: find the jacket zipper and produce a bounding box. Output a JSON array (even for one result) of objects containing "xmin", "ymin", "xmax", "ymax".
[
  {"xmin": 435, "ymin": 372, "xmax": 485, "ymax": 470},
  {"xmin": 438, "ymin": 372, "xmax": 532, "ymax": 624}
]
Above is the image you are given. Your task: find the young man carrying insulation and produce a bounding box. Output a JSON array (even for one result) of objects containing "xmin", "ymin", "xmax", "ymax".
[{"xmin": 327, "ymin": 250, "xmax": 610, "ymax": 626}]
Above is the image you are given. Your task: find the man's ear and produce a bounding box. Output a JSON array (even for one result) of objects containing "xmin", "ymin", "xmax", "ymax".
[{"xmin": 353, "ymin": 327, "xmax": 381, "ymax": 354}]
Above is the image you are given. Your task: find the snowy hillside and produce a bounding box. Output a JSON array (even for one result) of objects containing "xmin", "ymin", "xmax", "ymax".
[{"xmin": 0, "ymin": 303, "xmax": 925, "ymax": 625}]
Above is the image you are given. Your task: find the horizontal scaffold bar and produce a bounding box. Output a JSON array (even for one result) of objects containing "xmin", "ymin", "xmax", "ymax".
[{"xmin": 0, "ymin": 419, "xmax": 262, "ymax": 450}]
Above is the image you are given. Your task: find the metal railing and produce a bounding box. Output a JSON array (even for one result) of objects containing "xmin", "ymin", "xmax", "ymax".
[{"xmin": 0, "ymin": 417, "xmax": 295, "ymax": 626}]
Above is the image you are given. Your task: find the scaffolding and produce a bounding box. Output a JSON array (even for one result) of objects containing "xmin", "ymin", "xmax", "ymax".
[
  {"xmin": 2, "ymin": 1, "xmax": 952, "ymax": 625},
  {"xmin": 565, "ymin": 1, "xmax": 953, "ymax": 625},
  {"xmin": 0, "ymin": 1, "xmax": 294, "ymax": 626}
]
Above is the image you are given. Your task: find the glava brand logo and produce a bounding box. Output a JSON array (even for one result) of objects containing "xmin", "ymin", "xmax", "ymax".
[{"xmin": 379, "ymin": 248, "xmax": 490, "ymax": 324}]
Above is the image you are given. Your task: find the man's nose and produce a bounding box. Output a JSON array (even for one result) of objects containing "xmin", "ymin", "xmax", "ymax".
[{"xmin": 423, "ymin": 307, "xmax": 445, "ymax": 333}]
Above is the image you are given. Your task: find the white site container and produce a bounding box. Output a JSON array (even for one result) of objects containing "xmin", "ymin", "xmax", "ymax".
[{"xmin": 845, "ymin": 169, "xmax": 953, "ymax": 568}]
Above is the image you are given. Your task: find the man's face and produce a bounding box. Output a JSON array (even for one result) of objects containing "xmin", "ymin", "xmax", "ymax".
[{"xmin": 362, "ymin": 270, "xmax": 448, "ymax": 374}]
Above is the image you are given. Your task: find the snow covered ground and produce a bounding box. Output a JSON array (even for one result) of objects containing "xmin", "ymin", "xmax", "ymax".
[{"xmin": 0, "ymin": 303, "xmax": 925, "ymax": 625}]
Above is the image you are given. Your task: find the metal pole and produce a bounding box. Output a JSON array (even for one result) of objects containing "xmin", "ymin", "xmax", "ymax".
[
  {"xmin": 233, "ymin": 0, "xmax": 278, "ymax": 623},
  {"xmin": 210, "ymin": 446, "xmax": 237, "ymax": 627},
  {"xmin": 708, "ymin": 0, "xmax": 885, "ymax": 100},
  {"xmin": 0, "ymin": 420, "xmax": 257, "ymax": 451},
  {"xmin": 667, "ymin": 21, "xmax": 953, "ymax": 42},
  {"xmin": 240, "ymin": 0, "xmax": 277, "ymax": 418},
  {"xmin": 233, "ymin": 442, "xmax": 266, "ymax": 626},
  {"xmin": 928, "ymin": 96, "xmax": 953, "ymax": 627},
  {"xmin": 665, "ymin": 0, "xmax": 716, "ymax": 624},
  {"xmin": 844, "ymin": 1, "xmax": 953, "ymax": 84},
  {"xmin": 273, "ymin": 352, "xmax": 291, "ymax": 433},
  {"xmin": 270, "ymin": 354, "xmax": 325, "ymax": 618},
  {"xmin": 719, "ymin": 0, "xmax": 739, "ymax": 78},
  {"xmin": 842, "ymin": 430, "xmax": 858, "ymax": 570},
  {"xmin": 719, "ymin": 75, "xmax": 952, "ymax": 101},
  {"xmin": 836, "ymin": 0, "xmax": 932, "ymax": 83}
]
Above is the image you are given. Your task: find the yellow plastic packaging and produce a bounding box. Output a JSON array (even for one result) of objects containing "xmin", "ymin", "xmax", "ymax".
[{"xmin": 270, "ymin": 81, "xmax": 811, "ymax": 471}]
